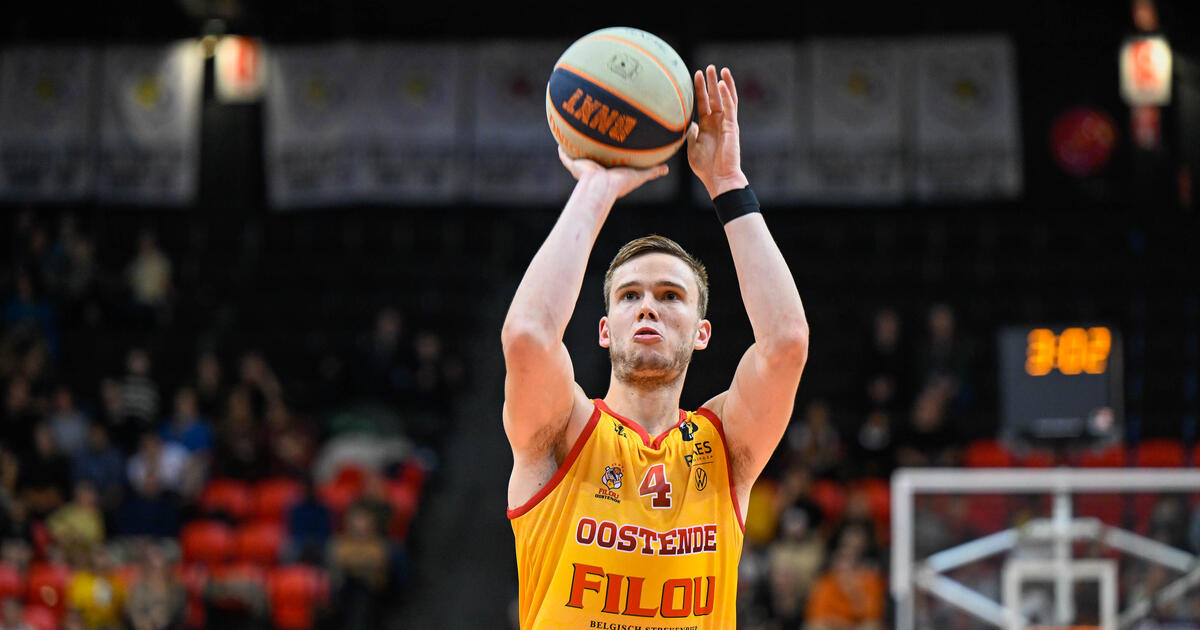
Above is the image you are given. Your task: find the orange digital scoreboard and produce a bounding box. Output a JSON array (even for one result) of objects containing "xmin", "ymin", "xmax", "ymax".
[{"xmin": 999, "ymin": 325, "xmax": 1123, "ymax": 449}]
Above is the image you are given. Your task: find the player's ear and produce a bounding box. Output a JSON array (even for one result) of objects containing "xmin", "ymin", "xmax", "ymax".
[
  {"xmin": 598, "ymin": 316, "xmax": 611, "ymax": 348},
  {"xmin": 694, "ymin": 319, "xmax": 711, "ymax": 350}
]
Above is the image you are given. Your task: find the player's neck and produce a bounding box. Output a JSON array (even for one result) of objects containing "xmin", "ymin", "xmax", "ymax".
[{"xmin": 602, "ymin": 373, "xmax": 685, "ymax": 436}]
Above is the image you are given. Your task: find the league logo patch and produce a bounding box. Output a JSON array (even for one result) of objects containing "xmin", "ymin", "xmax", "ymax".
[
  {"xmin": 679, "ymin": 419, "xmax": 699, "ymax": 441},
  {"xmin": 613, "ymin": 422, "xmax": 627, "ymax": 438},
  {"xmin": 601, "ymin": 465, "xmax": 624, "ymax": 490}
]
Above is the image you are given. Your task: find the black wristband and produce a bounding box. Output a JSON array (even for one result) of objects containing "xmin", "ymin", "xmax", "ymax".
[{"xmin": 712, "ymin": 186, "xmax": 760, "ymax": 225}]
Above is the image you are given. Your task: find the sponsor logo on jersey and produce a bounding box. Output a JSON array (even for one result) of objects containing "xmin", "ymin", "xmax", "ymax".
[
  {"xmin": 683, "ymin": 440, "xmax": 714, "ymax": 467},
  {"xmin": 679, "ymin": 419, "xmax": 699, "ymax": 441},
  {"xmin": 695, "ymin": 467, "xmax": 708, "ymax": 491},
  {"xmin": 613, "ymin": 422, "xmax": 627, "ymax": 438},
  {"xmin": 596, "ymin": 465, "xmax": 623, "ymax": 504}
]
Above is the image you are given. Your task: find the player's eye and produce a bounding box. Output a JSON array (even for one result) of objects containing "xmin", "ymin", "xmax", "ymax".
[
  {"xmin": 664, "ymin": 291, "xmax": 679, "ymax": 301},
  {"xmin": 621, "ymin": 292, "xmax": 639, "ymax": 301}
]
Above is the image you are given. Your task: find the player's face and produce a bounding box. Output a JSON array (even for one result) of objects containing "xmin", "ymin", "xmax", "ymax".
[{"xmin": 600, "ymin": 253, "xmax": 711, "ymax": 388}]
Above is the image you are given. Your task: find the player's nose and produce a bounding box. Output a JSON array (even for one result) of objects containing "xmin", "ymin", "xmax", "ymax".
[{"xmin": 636, "ymin": 302, "xmax": 658, "ymax": 321}]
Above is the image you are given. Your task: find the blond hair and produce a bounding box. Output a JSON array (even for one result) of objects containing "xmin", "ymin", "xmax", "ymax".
[{"xmin": 603, "ymin": 235, "xmax": 709, "ymax": 318}]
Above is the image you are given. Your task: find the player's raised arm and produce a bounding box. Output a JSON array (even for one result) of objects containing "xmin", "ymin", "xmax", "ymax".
[
  {"xmin": 688, "ymin": 65, "xmax": 810, "ymax": 495},
  {"xmin": 501, "ymin": 149, "xmax": 668, "ymax": 462}
]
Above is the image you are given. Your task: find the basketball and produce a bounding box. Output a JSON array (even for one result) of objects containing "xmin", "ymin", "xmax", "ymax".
[{"xmin": 546, "ymin": 27, "xmax": 694, "ymax": 169}]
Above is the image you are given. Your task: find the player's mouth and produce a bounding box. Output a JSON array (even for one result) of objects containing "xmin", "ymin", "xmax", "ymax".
[{"xmin": 633, "ymin": 327, "xmax": 662, "ymax": 343}]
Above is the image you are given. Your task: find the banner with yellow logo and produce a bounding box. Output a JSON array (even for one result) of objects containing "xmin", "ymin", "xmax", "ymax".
[
  {"xmin": 96, "ymin": 41, "xmax": 203, "ymax": 204},
  {"xmin": 911, "ymin": 36, "xmax": 1022, "ymax": 201},
  {"xmin": 264, "ymin": 42, "xmax": 364, "ymax": 209},
  {"xmin": 359, "ymin": 43, "xmax": 465, "ymax": 204},
  {"xmin": 808, "ymin": 39, "xmax": 906, "ymax": 204},
  {"xmin": 0, "ymin": 47, "xmax": 97, "ymax": 201}
]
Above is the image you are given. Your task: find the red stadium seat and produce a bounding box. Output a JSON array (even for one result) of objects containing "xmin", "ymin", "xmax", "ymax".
[
  {"xmin": 1133, "ymin": 439, "xmax": 1186, "ymax": 467},
  {"xmin": 1076, "ymin": 494, "xmax": 1125, "ymax": 527},
  {"xmin": 963, "ymin": 494, "xmax": 1012, "ymax": 534},
  {"xmin": 810, "ymin": 480, "xmax": 846, "ymax": 524},
  {"xmin": 1077, "ymin": 444, "xmax": 1126, "ymax": 468},
  {"xmin": 317, "ymin": 479, "xmax": 359, "ymax": 519},
  {"xmin": 251, "ymin": 478, "xmax": 304, "ymax": 523},
  {"xmin": 332, "ymin": 465, "xmax": 367, "ymax": 496},
  {"xmin": 0, "ymin": 562, "xmax": 24, "ymax": 600},
  {"xmin": 181, "ymin": 520, "xmax": 235, "ymax": 566},
  {"xmin": 24, "ymin": 563, "xmax": 71, "ymax": 611},
  {"xmin": 1019, "ymin": 451, "xmax": 1056, "ymax": 468},
  {"xmin": 267, "ymin": 565, "xmax": 329, "ymax": 630},
  {"xmin": 386, "ymin": 478, "xmax": 419, "ymax": 540},
  {"xmin": 234, "ymin": 522, "xmax": 285, "ymax": 565},
  {"xmin": 199, "ymin": 478, "xmax": 254, "ymax": 521},
  {"xmin": 23, "ymin": 603, "xmax": 60, "ymax": 630},
  {"xmin": 963, "ymin": 439, "xmax": 1014, "ymax": 468}
]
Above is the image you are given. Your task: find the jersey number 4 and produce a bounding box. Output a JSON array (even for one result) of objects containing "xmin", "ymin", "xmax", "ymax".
[{"xmin": 639, "ymin": 464, "xmax": 672, "ymax": 509}]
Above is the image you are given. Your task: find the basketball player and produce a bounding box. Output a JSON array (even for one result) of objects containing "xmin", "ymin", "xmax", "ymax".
[{"xmin": 503, "ymin": 65, "xmax": 809, "ymax": 628}]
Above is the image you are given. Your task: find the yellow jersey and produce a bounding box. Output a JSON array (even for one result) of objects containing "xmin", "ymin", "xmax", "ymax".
[{"xmin": 509, "ymin": 399, "xmax": 744, "ymax": 630}]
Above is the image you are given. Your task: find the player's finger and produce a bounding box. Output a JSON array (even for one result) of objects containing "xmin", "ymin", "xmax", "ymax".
[
  {"xmin": 557, "ymin": 145, "xmax": 576, "ymax": 172},
  {"xmin": 705, "ymin": 65, "xmax": 721, "ymax": 111},
  {"xmin": 694, "ymin": 70, "xmax": 710, "ymax": 117},
  {"xmin": 717, "ymin": 79, "xmax": 736, "ymax": 119},
  {"xmin": 722, "ymin": 67, "xmax": 738, "ymax": 108},
  {"xmin": 685, "ymin": 121, "xmax": 699, "ymax": 149}
]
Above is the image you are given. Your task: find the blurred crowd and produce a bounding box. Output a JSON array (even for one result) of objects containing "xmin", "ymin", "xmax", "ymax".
[
  {"xmin": 0, "ymin": 210, "xmax": 466, "ymax": 630},
  {"xmin": 735, "ymin": 304, "xmax": 1200, "ymax": 630}
]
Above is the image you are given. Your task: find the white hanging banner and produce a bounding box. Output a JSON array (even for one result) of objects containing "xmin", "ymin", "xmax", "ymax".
[
  {"xmin": 96, "ymin": 41, "xmax": 204, "ymax": 205},
  {"xmin": 692, "ymin": 43, "xmax": 806, "ymax": 205},
  {"xmin": 808, "ymin": 39, "xmax": 905, "ymax": 203},
  {"xmin": 359, "ymin": 43, "xmax": 464, "ymax": 203},
  {"xmin": 468, "ymin": 40, "xmax": 581, "ymax": 205},
  {"xmin": 1119, "ymin": 36, "xmax": 1171, "ymax": 106},
  {"xmin": 264, "ymin": 42, "xmax": 364, "ymax": 209},
  {"xmin": 912, "ymin": 36, "xmax": 1022, "ymax": 201},
  {"xmin": 0, "ymin": 46, "xmax": 96, "ymax": 201}
]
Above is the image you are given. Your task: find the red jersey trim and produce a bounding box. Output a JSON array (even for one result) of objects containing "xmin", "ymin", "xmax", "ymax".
[
  {"xmin": 506, "ymin": 403, "xmax": 602, "ymax": 520},
  {"xmin": 595, "ymin": 399, "xmax": 686, "ymax": 449},
  {"xmin": 694, "ymin": 407, "xmax": 745, "ymax": 533}
]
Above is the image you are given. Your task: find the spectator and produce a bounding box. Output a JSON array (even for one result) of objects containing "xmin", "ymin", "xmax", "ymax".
[
  {"xmin": 286, "ymin": 479, "xmax": 333, "ymax": 564},
  {"xmin": 355, "ymin": 307, "xmax": 412, "ymax": 403},
  {"xmin": 914, "ymin": 303, "xmax": 974, "ymax": 407},
  {"xmin": 160, "ymin": 387, "xmax": 213, "ymax": 456},
  {"xmin": 67, "ymin": 545, "xmax": 126, "ymax": 630},
  {"xmin": 786, "ymin": 399, "xmax": 842, "ymax": 478},
  {"xmin": 860, "ymin": 307, "xmax": 909, "ymax": 416},
  {"xmin": 16, "ymin": 421, "xmax": 72, "ymax": 520},
  {"xmin": 212, "ymin": 388, "xmax": 265, "ymax": 481},
  {"xmin": 124, "ymin": 544, "xmax": 185, "ymax": 630},
  {"xmin": 2, "ymin": 270, "xmax": 59, "ymax": 357},
  {"xmin": 328, "ymin": 505, "xmax": 390, "ymax": 630},
  {"xmin": 47, "ymin": 480, "xmax": 105, "ymax": 560},
  {"xmin": 125, "ymin": 229, "xmax": 172, "ymax": 326},
  {"xmin": 852, "ymin": 409, "xmax": 894, "ymax": 479},
  {"xmin": 192, "ymin": 351, "xmax": 226, "ymax": 422},
  {"xmin": 72, "ymin": 423, "xmax": 125, "ymax": 519},
  {"xmin": 115, "ymin": 467, "xmax": 179, "ymax": 539},
  {"xmin": 895, "ymin": 382, "xmax": 961, "ymax": 467},
  {"xmin": 348, "ymin": 474, "xmax": 393, "ymax": 538},
  {"xmin": 115, "ymin": 348, "xmax": 160, "ymax": 454},
  {"xmin": 2, "ymin": 376, "xmax": 42, "ymax": 454},
  {"xmin": 264, "ymin": 401, "xmax": 317, "ymax": 479},
  {"xmin": 0, "ymin": 598, "xmax": 35, "ymax": 630},
  {"xmin": 766, "ymin": 507, "xmax": 826, "ymax": 629},
  {"xmin": 55, "ymin": 220, "xmax": 100, "ymax": 328},
  {"xmin": 404, "ymin": 330, "xmax": 462, "ymax": 448},
  {"xmin": 49, "ymin": 385, "xmax": 90, "ymax": 458},
  {"xmin": 804, "ymin": 522, "xmax": 885, "ymax": 630},
  {"xmin": 127, "ymin": 433, "xmax": 190, "ymax": 498},
  {"xmin": 236, "ymin": 352, "xmax": 282, "ymax": 421}
]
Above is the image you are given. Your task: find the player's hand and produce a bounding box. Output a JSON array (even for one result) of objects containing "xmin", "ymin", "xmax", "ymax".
[
  {"xmin": 558, "ymin": 146, "xmax": 669, "ymax": 200},
  {"xmin": 687, "ymin": 65, "xmax": 749, "ymax": 199}
]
